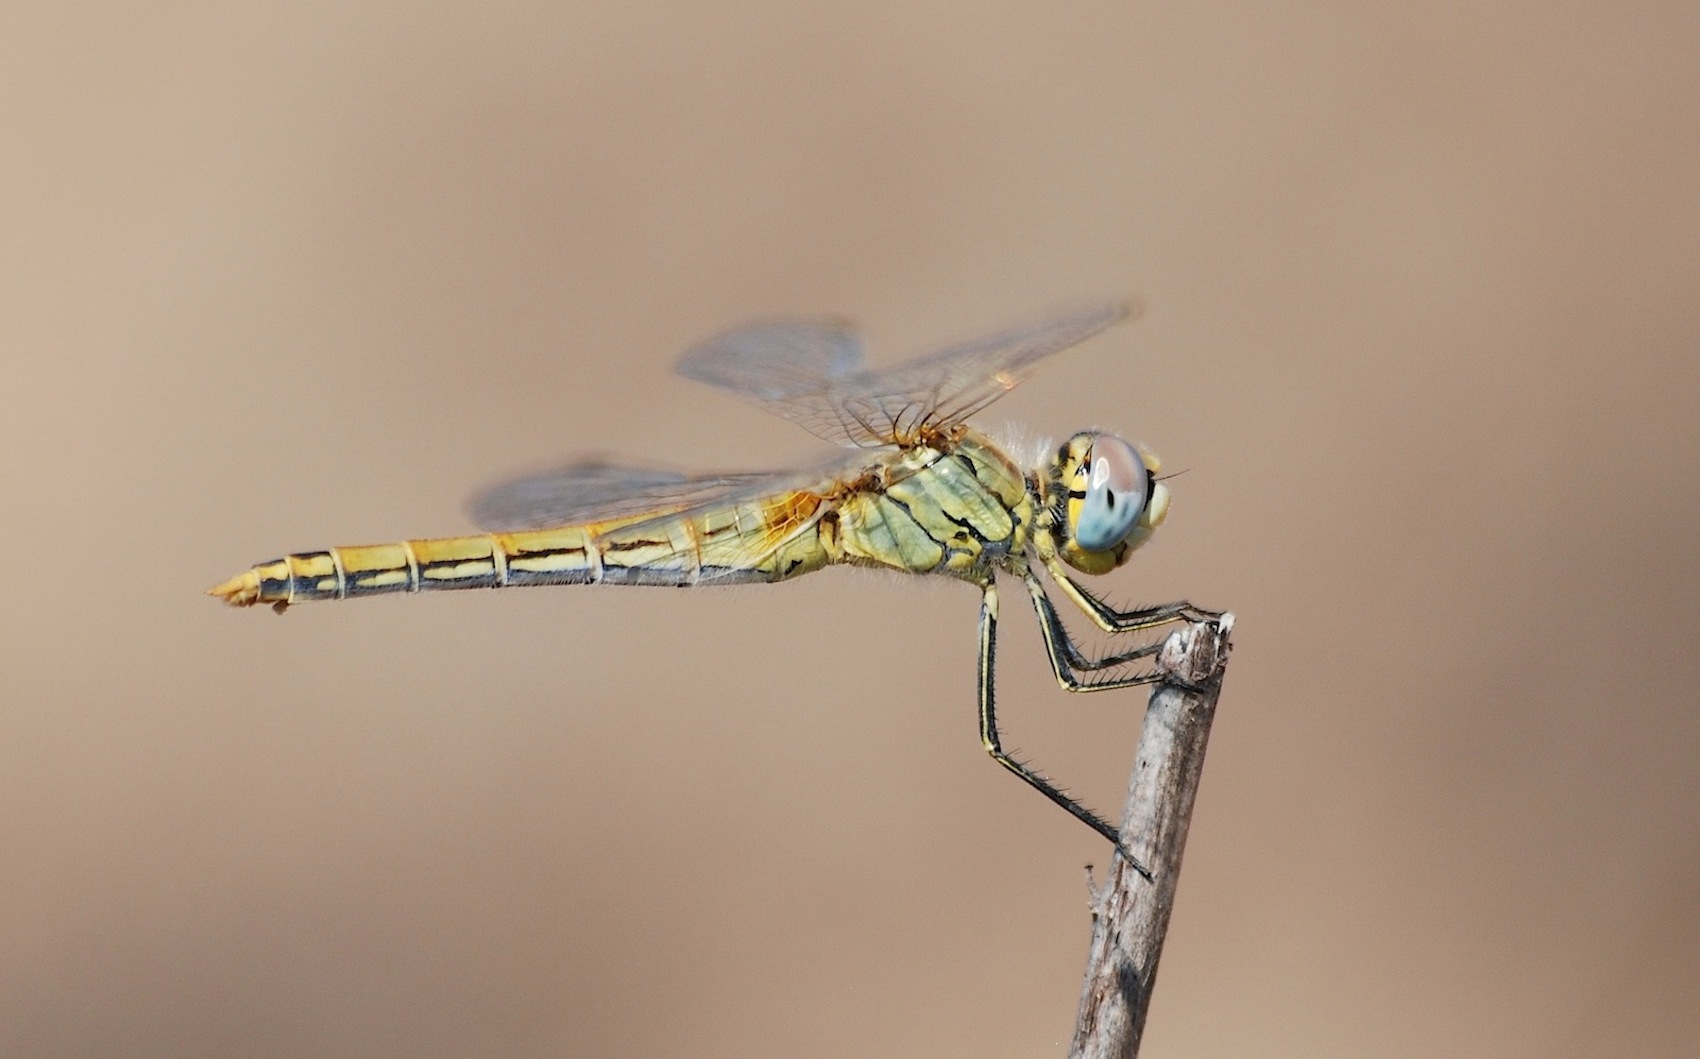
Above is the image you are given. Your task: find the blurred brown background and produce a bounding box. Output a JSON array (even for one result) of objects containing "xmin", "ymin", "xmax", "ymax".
[{"xmin": 3, "ymin": 2, "xmax": 1697, "ymax": 1056}]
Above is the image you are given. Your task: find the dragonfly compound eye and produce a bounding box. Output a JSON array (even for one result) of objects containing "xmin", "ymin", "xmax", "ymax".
[{"xmin": 1071, "ymin": 434, "xmax": 1151, "ymax": 552}]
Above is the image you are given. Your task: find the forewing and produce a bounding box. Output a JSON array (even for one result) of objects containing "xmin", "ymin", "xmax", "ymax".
[
  {"xmin": 676, "ymin": 301, "xmax": 1134, "ymax": 447},
  {"xmin": 466, "ymin": 460, "xmax": 773, "ymax": 531},
  {"xmin": 676, "ymin": 318, "xmax": 865, "ymax": 402},
  {"xmin": 821, "ymin": 300, "xmax": 1136, "ymax": 444}
]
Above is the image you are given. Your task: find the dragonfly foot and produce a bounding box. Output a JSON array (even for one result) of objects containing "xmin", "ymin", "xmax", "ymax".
[{"xmin": 1114, "ymin": 839, "xmax": 1154, "ymax": 883}]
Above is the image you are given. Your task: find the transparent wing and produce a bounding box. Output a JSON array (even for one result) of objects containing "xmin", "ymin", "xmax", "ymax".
[
  {"xmin": 467, "ymin": 460, "xmax": 776, "ymax": 531},
  {"xmin": 466, "ymin": 451, "xmax": 878, "ymax": 532},
  {"xmin": 677, "ymin": 300, "xmax": 1135, "ymax": 447}
]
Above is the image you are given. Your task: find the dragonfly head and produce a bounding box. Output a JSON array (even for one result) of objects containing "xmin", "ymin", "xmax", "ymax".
[{"xmin": 1049, "ymin": 432, "xmax": 1169, "ymax": 575}]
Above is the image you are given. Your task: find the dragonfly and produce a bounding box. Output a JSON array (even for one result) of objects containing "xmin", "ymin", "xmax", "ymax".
[{"xmin": 209, "ymin": 301, "xmax": 1215, "ymax": 877}]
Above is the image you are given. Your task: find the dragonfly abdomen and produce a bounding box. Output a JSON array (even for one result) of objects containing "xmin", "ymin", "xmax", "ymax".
[
  {"xmin": 209, "ymin": 492, "xmax": 837, "ymax": 609},
  {"xmin": 208, "ymin": 535, "xmax": 527, "ymax": 610}
]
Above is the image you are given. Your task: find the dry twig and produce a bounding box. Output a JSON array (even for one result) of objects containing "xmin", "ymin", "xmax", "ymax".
[{"xmin": 1068, "ymin": 614, "xmax": 1235, "ymax": 1059}]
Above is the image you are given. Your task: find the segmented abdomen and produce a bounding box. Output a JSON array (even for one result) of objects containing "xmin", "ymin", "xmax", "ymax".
[{"xmin": 208, "ymin": 492, "xmax": 831, "ymax": 609}]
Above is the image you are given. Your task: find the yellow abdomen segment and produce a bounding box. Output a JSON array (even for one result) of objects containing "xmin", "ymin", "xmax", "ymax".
[{"xmin": 209, "ymin": 492, "xmax": 832, "ymax": 610}]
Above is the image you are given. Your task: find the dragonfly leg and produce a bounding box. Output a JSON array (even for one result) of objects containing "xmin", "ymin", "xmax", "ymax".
[
  {"xmin": 1042, "ymin": 557, "xmax": 1221, "ymax": 635},
  {"xmin": 1024, "ymin": 575, "xmax": 1166, "ymax": 692},
  {"xmin": 978, "ymin": 582, "xmax": 1153, "ymax": 880}
]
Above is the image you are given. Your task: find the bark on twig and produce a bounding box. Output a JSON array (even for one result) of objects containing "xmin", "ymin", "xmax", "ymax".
[{"xmin": 1068, "ymin": 614, "xmax": 1234, "ymax": 1059}]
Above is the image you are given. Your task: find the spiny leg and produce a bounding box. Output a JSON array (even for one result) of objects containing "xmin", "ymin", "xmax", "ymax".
[
  {"xmin": 1042, "ymin": 557, "xmax": 1220, "ymax": 635},
  {"xmin": 977, "ymin": 582, "xmax": 1153, "ymax": 881},
  {"xmin": 1024, "ymin": 575, "xmax": 1167, "ymax": 692}
]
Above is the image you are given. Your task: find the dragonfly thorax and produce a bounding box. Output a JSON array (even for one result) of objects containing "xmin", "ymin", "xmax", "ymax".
[
  {"xmin": 826, "ymin": 430, "xmax": 1036, "ymax": 581},
  {"xmin": 1040, "ymin": 431, "xmax": 1170, "ymax": 576}
]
